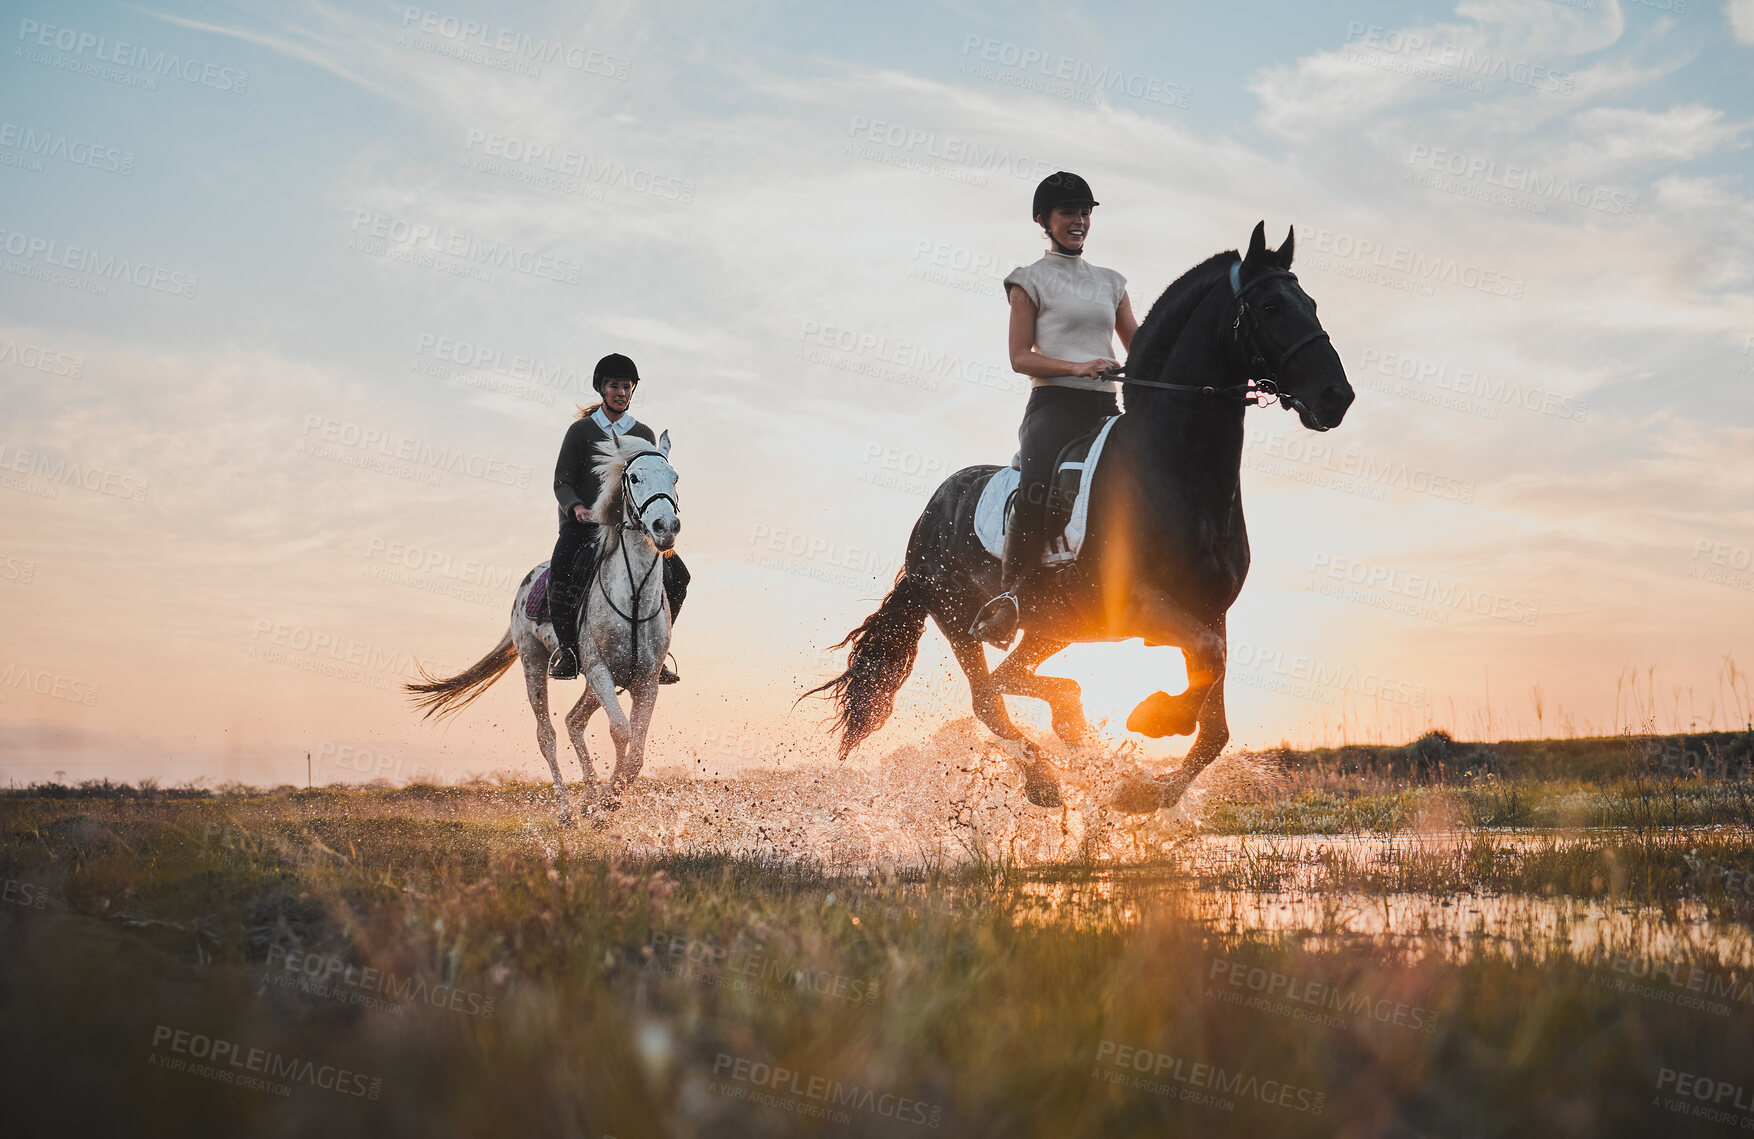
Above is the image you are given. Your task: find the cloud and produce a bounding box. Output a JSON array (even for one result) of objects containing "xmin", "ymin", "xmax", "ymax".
[{"xmin": 1731, "ymin": 0, "xmax": 1754, "ymax": 46}]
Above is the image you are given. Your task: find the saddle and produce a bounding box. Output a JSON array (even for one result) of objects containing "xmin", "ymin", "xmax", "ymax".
[
  {"xmin": 525, "ymin": 562, "xmax": 554, "ymax": 622},
  {"xmin": 974, "ymin": 416, "xmax": 1119, "ymax": 565}
]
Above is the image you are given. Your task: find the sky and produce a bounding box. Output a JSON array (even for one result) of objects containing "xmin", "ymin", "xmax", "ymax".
[{"xmin": 2, "ymin": 0, "xmax": 1752, "ymax": 788}]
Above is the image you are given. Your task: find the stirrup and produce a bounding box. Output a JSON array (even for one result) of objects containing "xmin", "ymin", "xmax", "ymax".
[
  {"xmin": 658, "ymin": 652, "xmax": 681, "ymax": 685},
  {"xmin": 547, "ymin": 645, "xmax": 579, "ymax": 680},
  {"xmin": 969, "ymin": 591, "xmax": 1020, "ymax": 649}
]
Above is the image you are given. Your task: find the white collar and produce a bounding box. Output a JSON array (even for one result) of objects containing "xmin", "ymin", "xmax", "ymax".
[{"xmin": 591, "ymin": 406, "xmax": 637, "ymax": 434}]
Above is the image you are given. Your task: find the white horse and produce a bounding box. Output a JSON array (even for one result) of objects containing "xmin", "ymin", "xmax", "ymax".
[{"xmin": 406, "ymin": 431, "xmax": 680, "ymax": 824}]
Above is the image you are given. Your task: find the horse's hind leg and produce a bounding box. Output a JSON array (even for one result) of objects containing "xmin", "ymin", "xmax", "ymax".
[
  {"xmin": 521, "ymin": 650, "xmax": 575, "ymax": 826},
  {"xmin": 991, "ymin": 629, "xmax": 1093, "ymax": 744},
  {"xmin": 937, "ymin": 616, "xmax": 1062, "ymax": 809}
]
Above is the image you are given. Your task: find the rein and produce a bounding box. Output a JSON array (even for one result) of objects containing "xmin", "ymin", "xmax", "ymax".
[
  {"xmin": 594, "ymin": 449, "xmax": 672, "ymax": 684},
  {"xmin": 1111, "ymin": 261, "xmax": 1333, "ymax": 427}
]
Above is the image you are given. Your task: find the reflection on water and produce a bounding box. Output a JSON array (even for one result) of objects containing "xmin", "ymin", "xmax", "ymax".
[{"xmin": 544, "ymin": 719, "xmax": 1754, "ymax": 968}]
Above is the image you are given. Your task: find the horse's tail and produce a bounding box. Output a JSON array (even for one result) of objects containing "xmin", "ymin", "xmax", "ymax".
[
  {"xmin": 804, "ymin": 573, "xmax": 931, "ymax": 759},
  {"xmin": 404, "ymin": 630, "xmax": 518, "ymax": 721}
]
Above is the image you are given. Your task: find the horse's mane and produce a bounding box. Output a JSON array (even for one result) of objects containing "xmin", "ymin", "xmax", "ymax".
[
  {"xmin": 588, "ymin": 434, "xmax": 644, "ymax": 553},
  {"xmin": 1124, "ymin": 250, "xmax": 1239, "ymax": 394}
]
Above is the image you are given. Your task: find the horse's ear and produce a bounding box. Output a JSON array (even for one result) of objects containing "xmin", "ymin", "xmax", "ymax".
[
  {"xmin": 1276, "ymin": 226, "xmax": 1295, "ymax": 269},
  {"xmin": 1246, "ymin": 221, "xmax": 1267, "ymax": 264},
  {"xmin": 657, "ymin": 429, "xmax": 671, "ymax": 457}
]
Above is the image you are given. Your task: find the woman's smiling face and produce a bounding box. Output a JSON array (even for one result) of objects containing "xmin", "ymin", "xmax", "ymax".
[{"xmin": 1040, "ymin": 203, "xmax": 1092, "ymax": 252}]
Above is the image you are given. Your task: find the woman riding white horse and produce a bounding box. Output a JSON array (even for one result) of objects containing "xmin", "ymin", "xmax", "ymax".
[
  {"xmin": 969, "ymin": 171, "xmax": 1139, "ymax": 648},
  {"xmin": 548, "ymin": 353, "xmax": 688, "ymax": 682}
]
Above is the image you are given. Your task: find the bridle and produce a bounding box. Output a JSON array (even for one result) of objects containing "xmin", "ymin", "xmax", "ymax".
[
  {"xmin": 594, "ymin": 448, "xmax": 675, "ymax": 681},
  {"xmin": 1108, "ymin": 260, "xmax": 1334, "ymax": 430}
]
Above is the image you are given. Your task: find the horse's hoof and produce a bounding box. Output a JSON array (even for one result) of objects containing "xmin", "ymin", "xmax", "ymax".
[
  {"xmin": 1052, "ymin": 716, "xmax": 1094, "ymax": 746},
  {"xmin": 1156, "ymin": 770, "xmax": 1198, "ymax": 811},
  {"xmin": 1126, "ymin": 691, "xmax": 1199, "ymax": 738},
  {"xmin": 1021, "ymin": 762, "xmax": 1063, "ymax": 808},
  {"xmin": 1108, "ymin": 776, "xmax": 1164, "ymax": 814}
]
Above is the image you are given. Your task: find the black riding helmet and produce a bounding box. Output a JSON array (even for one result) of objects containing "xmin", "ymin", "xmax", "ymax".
[
  {"xmin": 1031, "ymin": 171, "xmax": 1098, "ymax": 224},
  {"xmin": 591, "ymin": 352, "xmax": 640, "ymax": 394}
]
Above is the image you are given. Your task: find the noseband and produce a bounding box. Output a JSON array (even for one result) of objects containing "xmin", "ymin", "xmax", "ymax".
[{"xmin": 617, "ymin": 450, "xmax": 678, "ymax": 536}]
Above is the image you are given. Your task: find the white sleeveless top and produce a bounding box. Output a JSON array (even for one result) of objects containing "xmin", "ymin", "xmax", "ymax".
[{"xmin": 1003, "ymin": 251, "xmax": 1127, "ymax": 393}]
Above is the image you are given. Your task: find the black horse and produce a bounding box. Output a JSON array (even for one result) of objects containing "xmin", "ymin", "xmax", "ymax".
[{"xmin": 807, "ymin": 223, "xmax": 1355, "ymax": 811}]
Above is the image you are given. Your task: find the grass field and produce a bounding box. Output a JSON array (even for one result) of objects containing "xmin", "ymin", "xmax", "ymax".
[{"xmin": 4, "ymin": 729, "xmax": 1754, "ymax": 1137}]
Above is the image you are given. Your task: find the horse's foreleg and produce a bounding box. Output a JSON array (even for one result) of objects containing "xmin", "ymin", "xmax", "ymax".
[
  {"xmin": 1119, "ymin": 587, "xmax": 1225, "ymax": 739},
  {"xmin": 521, "ymin": 651, "xmax": 575, "ymax": 826},
  {"xmin": 580, "ymin": 656, "xmax": 629, "ymax": 801},
  {"xmin": 613, "ymin": 675, "xmax": 659, "ymax": 798},
  {"xmin": 937, "ymin": 617, "xmax": 1062, "ymax": 809},
  {"xmin": 992, "ymin": 630, "xmax": 1091, "ymax": 744},
  {"xmin": 1157, "ymin": 671, "xmax": 1229, "ymax": 810},
  {"xmin": 564, "ymin": 687, "xmax": 601, "ymax": 786}
]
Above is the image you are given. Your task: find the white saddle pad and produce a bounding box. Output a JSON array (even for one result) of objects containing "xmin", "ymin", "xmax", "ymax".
[{"xmin": 974, "ymin": 416, "xmax": 1119, "ymax": 565}]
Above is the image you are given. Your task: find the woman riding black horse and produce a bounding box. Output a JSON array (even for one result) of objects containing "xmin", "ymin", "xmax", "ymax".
[
  {"xmin": 547, "ymin": 353, "xmax": 688, "ymax": 681},
  {"xmin": 969, "ymin": 171, "xmax": 1139, "ymax": 648}
]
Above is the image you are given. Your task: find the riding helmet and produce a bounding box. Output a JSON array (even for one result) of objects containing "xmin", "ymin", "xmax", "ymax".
[
  {"xmin": 1031, "ymin": 171, "xmax": 1098, "ymax": 222},
  {"xmin": 592, "ymin": 352, "xmax": 641, "ymax": 393}
]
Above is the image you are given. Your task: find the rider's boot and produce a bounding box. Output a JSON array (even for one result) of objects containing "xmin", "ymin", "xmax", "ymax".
[{"xmin": 969, "ymin": 503, "xmax": 1042, "ymax": 649}]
